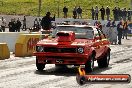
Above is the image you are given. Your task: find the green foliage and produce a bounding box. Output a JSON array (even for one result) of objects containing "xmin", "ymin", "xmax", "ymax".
[{"xmin": 0, "ymin": 0, "xmax": 131, "ymax": 19}]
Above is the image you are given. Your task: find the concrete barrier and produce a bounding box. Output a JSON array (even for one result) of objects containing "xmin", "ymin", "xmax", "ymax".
[
  {"xmin": 0, "ymin": 43, "xmax": 10, "ymax": 60},
  {"xmin": 15, "ymin": 34, "xmax": 48, "ymax": 57},
  {"xmin": 0, "ymin": 32, "xmax": 42, "ymax": 53}
]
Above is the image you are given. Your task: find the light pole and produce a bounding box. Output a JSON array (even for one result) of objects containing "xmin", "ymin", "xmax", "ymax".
[{"xmin": 38, "ymin": 0, "xmax": 42, "ymax": 17}]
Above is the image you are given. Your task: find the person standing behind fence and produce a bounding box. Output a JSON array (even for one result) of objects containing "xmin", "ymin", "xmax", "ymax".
[
  {"xmin": 123, "ymin": 8, "xmax": 127, "ymax": 21},
  {"xmin": 73, "ymin": 6, "xmax": 77, "ymax": 19},
  {"xmin": 1, "ymin": 17, "xmax": 6, "ymax": 32},
  {"xmin": 122, "ymin": 21, "xmax": 128, "ymax": 39},
  {"xmin": 91, "ymin": 7, "xmax": 95, "ymax": 20},
  {"xmin": 117, "ymin": 7, "xmax": 121, "ymax": 20},
  {"xmin": 95, "ymin": 6, "xmax": 99, "ymax": 20},
  {"xmin": 112, "ymin": 7, "xmax": 118, "ymax": 21},
  {"xmin": 41, "ymin": 12, "xmax": 55, "ymax": 30},
  {"xmin": 117, "ymin": 20, "xmax": 123, "ymax": 45},
  {"xmin": 22, "ymin": 16, "xmax": 26, "ymax": 31},
  {"xmin": 63, "ymin": 6, "xmax": 68, "ymax": 18},
  {"xmin": 16, "ymin": 18, "xmax": 22, "ymax": 32},
  {"xmin": 120, "ymin": 9, "xmax": 124, "ymax": 21},
  {"xmin": 128, "ymin": 8, "xmax": 131, "ymax": 21},
  {"xmin": 106, "ymin": 6, "xmax": 110, "ymax": 21},
  {"xmin": 100, "ymin": 6, "xmax": 105, "ymax": 20},
  {"xmin": 77, "ymin": 6, "xmax": 82, "ymax": 19}
]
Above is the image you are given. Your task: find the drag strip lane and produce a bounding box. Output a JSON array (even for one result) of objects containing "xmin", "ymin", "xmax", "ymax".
[{"xmin": 0, "ymin": 44, "xmax": 132, "ymax": 88}]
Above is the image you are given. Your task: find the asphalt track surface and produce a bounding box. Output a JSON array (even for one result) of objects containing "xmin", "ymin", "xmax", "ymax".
[{"xmin": 0, "ymin": 37, "xmax": 132, "ymax": 88}]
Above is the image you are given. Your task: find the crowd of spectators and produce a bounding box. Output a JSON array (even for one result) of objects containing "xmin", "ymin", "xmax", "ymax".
[
  {"xmin": 0, "ymin": 17, "xmax": 22, "ymax": 32},
  {"xmin": 91, "ymin": 6, "xmax": 131, "ymax": 21},
  {"xmin": 0, "ymin": 5, "xmax": 131, "ymax": 32},
  {"xmin": 63, "ymin": 5, "xmax": 131, "ymax": 21},
  {"xmin": 0, "ymin": 12, "xmax": 55, "ymax": 32}
]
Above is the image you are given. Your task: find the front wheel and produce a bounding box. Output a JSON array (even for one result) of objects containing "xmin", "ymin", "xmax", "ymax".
[
  {"xmin": 36, "ymin": 59, "xmax": 45, "ymax": 71},
  {"xmin": 85, "ymin": 55, "xmax": 94, "ymax": 72},
  {"xmin": 97, "ymin": 51, "xmax": 110, "ymax": 68}
]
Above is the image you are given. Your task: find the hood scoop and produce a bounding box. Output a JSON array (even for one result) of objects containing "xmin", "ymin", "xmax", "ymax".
[{"xmin": 57, "ymin": 31, "xmax": 75, "ymax": 43}]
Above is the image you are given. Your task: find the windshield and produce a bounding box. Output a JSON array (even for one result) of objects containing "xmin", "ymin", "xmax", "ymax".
[{"xmin": 51, "ymin": 26, "xmax": 94, "ymax": 39}]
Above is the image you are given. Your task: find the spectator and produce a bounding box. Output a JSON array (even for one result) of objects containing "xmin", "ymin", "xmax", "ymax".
[
  {"xmin": 33, "ymin": 18, "xmax": 39, "ymax": 31},
  {"xmin": 123, "ymin": 8, "xmax": 127, "ymax": 21},
  {"xmin": 120, "ymin": 9, "xmax": 124, "ymax": 21},
  {"xmin": 117, "ymin": 7, "xmax": 121, "ymax": 20},
  {"xmin": 91, "ymin": 7, "xmax": 95, "ymax": 20},
  {"xmin": 106, "ymin": 6, "xmax": 110, "ymax": 21},
  {"xmin": 73, "ymin": 6, "xmax": 77, "ymax": 19},
  {"xmin": 77, "ymin": 6, "xmax": 82, "ymax": 19},
  {"xmin": 122, "ymin": 21, "xmax": 128, "ymax": 39},
  {"xmin": 109, "ymin": 20, "xmax": 117, "ymax": 45},
  {"xmin": 106, "ymin": 20, "xmax": 111, "ymax": 27},
  {"xmin": 128, "ymin": 8, "xmax": 131, "ymax": 21},
  {"xmin": 100, "ymin": 6, "xmax": 105, "ymax": 20},
  {"xmin": 38, "ymin": 18, "xmax": 42, "ymax": 29},
  {"xmin": 111, "ymin": 20, "xmax": 116, "ymax": 27},
  {"xmin": 63, "ymin": 6, "xmax": 68, "ymax": 18},
  {"xmin": 16, "ymin": 18, "xmax": 22, "ymax": 32},
  {"xmin": 94, "ymin": 21, "xmax": 98, "ymax": 26},
  {"xmin": 14, "ymin": 18, "xmax": 17, "ymax": 32},
  {"xmin": 0, "ymin": 17, "xmax": 6, "ymax": 32},
  {"xmin": 41, "ymin": 12, "xmax": 55, "ymax": 30},
  {"xmin": 95, "ymin": 6, "xmax": 99, "ymax": 20},
  {"xmin": 34, "ymin": 18, "xmax": 39, "ymax": 28},
  {"xmin": 8, "ymin": 19, "xmax": 16, "ymax": 32},
  {"xmin": 112, "ymin": 7, "xmax": 118, "ymax": 21},
  {"xmin": 117, "ymin": 20, "xmax": 123, "ymax": 45},
  {"xmin": 8, "ymin": 19, "xmax": 13, "ymax": 32},
  {"xmin": 22, "ymin": 16, "xmax": 26, "ymax": 31}
]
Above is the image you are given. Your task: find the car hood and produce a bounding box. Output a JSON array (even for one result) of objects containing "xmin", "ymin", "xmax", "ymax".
[{"xmin": 37, "ymin": 38, "xmax": 93, "ymax": 46}]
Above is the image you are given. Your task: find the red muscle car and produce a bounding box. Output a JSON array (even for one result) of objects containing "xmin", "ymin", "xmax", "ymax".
[{"xmin": 34, "ymin": 25, "xmax": 111, "ymax": 72}]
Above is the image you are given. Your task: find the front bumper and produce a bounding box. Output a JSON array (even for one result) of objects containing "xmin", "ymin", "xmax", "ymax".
[{"xmin": 34, "ymin": 52, "xmax": 89, "ymax": 65}]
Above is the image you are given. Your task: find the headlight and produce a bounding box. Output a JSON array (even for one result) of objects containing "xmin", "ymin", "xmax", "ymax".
[
  {"xmin": 36, "ymin": 46, "xmax": 44, "ymax": 52},
  {"xmin": 77, "ymin": 47, "xmax": 84, "ymax": 54}
]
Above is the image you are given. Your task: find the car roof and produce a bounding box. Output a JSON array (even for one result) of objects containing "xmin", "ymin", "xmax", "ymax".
[{"xmin": 56, "ymin": 25, "xmax": 98, "ymax": 32}]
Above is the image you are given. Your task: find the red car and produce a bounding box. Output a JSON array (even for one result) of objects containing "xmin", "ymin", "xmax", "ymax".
[{"xmin": 34, "ymin": 25, "xmax": 111, "ymax": 72}]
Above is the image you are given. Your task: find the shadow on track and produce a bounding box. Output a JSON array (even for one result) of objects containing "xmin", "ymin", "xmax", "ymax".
[{"xmin": 34, "ymin": 65, "xmax": 112, "ymax": 76}]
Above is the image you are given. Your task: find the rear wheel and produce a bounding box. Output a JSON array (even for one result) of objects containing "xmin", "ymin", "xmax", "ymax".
[
  {"xmin": 36, "ymin": 59, "xmax": 45, "ymax": 71},
  {"xmin": 97, "ymin": 51, "xmax": 110, "ymax": 68},
  {"xmin": 85, "ymin": 55, "xmax": 94, "ymax": 72}
]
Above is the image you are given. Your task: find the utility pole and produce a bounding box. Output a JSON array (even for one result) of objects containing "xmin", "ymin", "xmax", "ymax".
[
  {"xmin": 131, "ymin": 0, "xmax": 132, "ymax": 9},
  {"xmin": 38, "ymin": 0, "xmax": 42, "ymax": 17},
  {"xmin": 57, "ymin": 0, "xmax": 60, "ymax": 18}
]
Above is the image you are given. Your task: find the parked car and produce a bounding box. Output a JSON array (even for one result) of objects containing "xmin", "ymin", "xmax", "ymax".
[{"xmin": 34, "ymin": 25, "xmax": 111, "ymax": 72}]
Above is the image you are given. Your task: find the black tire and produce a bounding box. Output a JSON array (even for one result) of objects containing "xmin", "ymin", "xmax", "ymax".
[
  {"xmin": 97, "ymin": 51, "xmax": 110, "ymax": 68},
  {"xmin": 36, "ymin": 59, "xmax": 45, "ymax": 71},
  {"xmin": 85, "ymin": 55, "xmax": 94, "ymax": 72}
]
